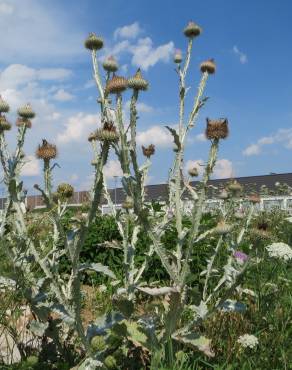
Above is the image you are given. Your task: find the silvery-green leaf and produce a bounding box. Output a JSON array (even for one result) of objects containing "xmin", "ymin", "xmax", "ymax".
[
  {"xmin": 50, "ymin": 304, "xmax": 74, "ymax": 325},
  {"xmin": 190, "ymin": 301, "xmax": 208, "ymax": 319},
  {"xmin": 77, "ymin": 358, "xmax": 103, "ymax": 369},
  {"xmin": 172, "ymin": 332, "xmax": 214, "ymax": 357},
  {"xmin": 137, "ymin": 286, "xmax": 177, "ymax": 296},
  {"xmin": 29, "ymin": 320, "xmax": 49, "ymax": 337},
  {"xmin": 0, "ymin": 276, "xmax": 16, "ymax": 290},
  {"xmin": 79, "ymin": 262, "xmax": 116, "ymax": 279}
]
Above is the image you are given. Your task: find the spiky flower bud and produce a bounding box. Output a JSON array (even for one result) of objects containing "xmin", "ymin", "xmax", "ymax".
[
  {"xmin": 84, "ymin": 33, "xmax": 104, "ymax": 51},
  {"xmin": 122, "ymin": 196, "xmax": 134, "ymax": 209},
  {"xmin": 57, "ymin": 183, "xmax": 74, "ymax": 199},
  {"xmin": 104, "ymin": 356, "xmax": 117, "ymax": 369},
  {"xmin": 16, "ymin": 118, "xmax": 32, "ymax": 129},
  {"xmin": 228, "ymin": 180, "xmax": 242, "ymax": 193},
  {"xmin": 0, "ymin": 96, "xmax": 9, "ymax": 113},
  {"xmin": 234, "ymin": 210, "xmax": 245, "ymax": 220},
  {"xmin": 173, "ymin": 49, "xmax": 183, "ymax": 64},
  {"xmin": 188, "ymin": 167, "xmax": 199, "ymax": 177},
  {"xmin": 36, "ymin": 139, "xmax": 57, "ymax": 160},
  {"xmin": 200, "ymin": 59, "xmax": 216, "ymax": 75},
  {"xmin": 205, "ymin": 118, "xmax": 229, "ymax": 140},
  {"xmin": 0, "ymin": 115, "xmax": 11, "ymax": 131},
  {"xmin": 91, "ymin": 336, "xmax": 106, "ymax": 351},
  {"xmin": 128, "ymin": 68, "xmax": 148, "ymax": 91},
  {"xmin": 183, "ymin": 21, "xmax": 202, "ymax": 38},
  {"xmin": 102, "ymin": 56, "xmax": 118, "ymax": 72},
  {"xmin": 105, "ymin": 75, "xmax": 128, "ymax": 95},
  {"xmin": 142, "ymin": 144, "xmax": 155, "ymax": 158},
  {"xmin": 17, "ymin": 104, "xmax": 35, "ymax": 119},
  {"xmin": 214, "ymin": 221, "xmax": 232, "ymax": 235}
]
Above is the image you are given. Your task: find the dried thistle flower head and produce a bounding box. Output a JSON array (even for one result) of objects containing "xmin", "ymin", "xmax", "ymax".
[
  {"xmin": 84, "ymin": 33, "xmax": 104, "ymax": 50},
  {"xmin": 122, "ymin": 196, "xmax": 134, "ymax": 209},
  {"xmin": 214, "ymin": 220, "xmax": 233, "ymax": 235},
  {"xmin": 200, "ymin": 59, "xmax": 216, "ymax": 75},
  {"xmin": 0, "ymin": 96, "xmax": 10, "ymax": 113},
  {"xmin": 57, "ymin": 183, "xmax": 74, "ymax": 199},
  {"xmin": 17, "ymin": 103, "xmax": 35, "ymax": 119},
  {"xmin": 205, "ymin": 118, "xmax": 229, "ymax": 140},
  {"xmin": 228, "ymin": 180, "xmax": 242, "ymax": 193},
  {"xmin": 16, "ymin": 117, "xmax": 32, "ymax": 129},
  {"xmin": 142, "ymin": 144, "xmax": 155, "ymax": 158},
  {"xmin": 0, "ymin": 115, "xmax": 11, "ymax": 131},
  {"xmin": 183, "ymin": 21, "xmax": 202, "ymax": 38},
  {"xmin": 173, "ymin": 49, "xmax": 183, "ymax": 64},
  {"xmin": 36, "ymin": 139, "xmax": 57, "ymax": 160},
  {"xmin": 188, "ymin": 167, "xmax": 199, "ymax": 177},
  {"xmin": 248, "ymin": 194, "xmax": 261, "ymax": 204},
  {"xmin": 94, "ymin": 121, "xmax": 119, "ymax": 143},
  {"xmin": 128, "ymin": 68, "xmax": 149, "ymax": 91},
  {"xmin": 105, "ymin": 75, "xmax": 128, "ymax": 95},
  {"xmin": 103, "ymin": 56, "xmax": 118, "ymax": 72}
]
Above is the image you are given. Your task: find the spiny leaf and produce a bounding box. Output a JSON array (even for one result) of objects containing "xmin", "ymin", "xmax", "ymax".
[
  {"xmin": 172, "ymin": 332, "xmax": 214, "ymax": 357},
  {"xmin": 79, "ymin": 262, "xmax": 116, "ymax": 279},
  {"xmin": 165, "ymin": 126, "xmax": 181, "ymax": 150},
  {"xmin": 137, "ymin": 286, "xmax": 178, "ymax": 296}
]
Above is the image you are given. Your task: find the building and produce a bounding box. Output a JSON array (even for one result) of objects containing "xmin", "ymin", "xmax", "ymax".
[{"xmin": 1, "ymin": 173, "xmax": 292, "ymax": 214}]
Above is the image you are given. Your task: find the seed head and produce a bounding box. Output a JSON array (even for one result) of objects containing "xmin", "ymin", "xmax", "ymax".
[
  {"xmin": 36, "ymin": 139, "xmax": 57, "ymax": 160},
  {"xmin": 17, "ymin": 104, "xmax": 35, "ymax": 119},
  {"xmin": 142, "ymin": 144, "xmax": 155, "ymax": 158},
  {"xmin": 94, "ymin": 121, "xmax": 119, "ymax": 143},
  {"xmin": 0, "ymin": 115, "xmax": 11, "ymax": 131},
  {"xmin": 214, "ymin": 221, "xmax": 233, "ymax": 235},
  {"xmin": 84, "ymin": 33, "xmax": 104, "ymax": 51},
  {"xmin": 57, "ymin": 183, "xmax": 74, "ymax": 199},
  {"xmin": 183, "ymin": 21, "xmax": 202, "ymax": 38},
  {"xmin": 218, "ymin": 189, "xmax": 229, "ymax": 199},
  {"xmin": 105, "ymin": 75, "xmax": 128, "ymax": 95},
  {"xmin": 205, "ymin": 118, "xmax": 229, "ymax": 140},
  {"xmin": 188, "ymin": 167, "xmax": 199, "ymax": 177},
  {"xmin": 0, "ymin": 96, "xmax": 9, "ymax": 113},
  {"xmin": 228, "ymin": 180, "xmax": 242, "ymax": 193},
  {"xmin": 122, "ymin": 196, "xmax": 134, "ymax": 209},
  {"xmin": 200, "ymin": 59, "xmax": 216, "ymax": 75},
  {"xmin": 102, "ymin": 56, "xmax": 118, "ymax": 72},
  {"xmin": 128, "ymin": 68, "xmax": 149, "ymax": 91}
]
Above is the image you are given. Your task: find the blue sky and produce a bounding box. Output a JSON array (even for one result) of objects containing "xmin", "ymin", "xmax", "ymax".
[{"xmin": 0, "ymin": 0, "xmax": 292, "ymax": 194}]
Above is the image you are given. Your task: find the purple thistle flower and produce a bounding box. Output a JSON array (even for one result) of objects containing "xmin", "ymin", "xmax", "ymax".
[{"xmin": 233, "ymin": 250, "xmax": 248, "ymax": 263}]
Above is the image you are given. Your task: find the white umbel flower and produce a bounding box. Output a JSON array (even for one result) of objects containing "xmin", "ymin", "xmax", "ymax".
[
  {"xmin": 237, "ymin": 334, "xmax": 258, "ymax": 349},
  {"xmin": 266, "ymin": 242, "xmax": 292, "ymax": 262}
]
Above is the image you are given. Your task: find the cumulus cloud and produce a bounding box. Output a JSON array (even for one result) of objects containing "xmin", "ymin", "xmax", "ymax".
[
  {"xmin": 0, "ymin": 2, "xmax": 14, "ymax": 15},
  {"xmin": 21, "ymin": 156, "xmax": 41, "ymax": 176},
  {"xmin": 136, "ymin": 126, "xmax": 172, "ymax": 147},
  {"xmin": 103, "ymin": 160, "xmax": 123, "ymax": 179},
  {"xmin": 130, "ymin": 37, "xmax": 174, "ymax": 71},
  {"xmin": 103, "ymin": 36, "xmax": 174, "ymax": 71},
  {"xmin": 185, "ymin": 158, "xmax": 233, "ymax": 179},
  {"xmin": 124, "ymin": 100, "xmax": 153, "ymax": 114},
  {"xmin": 114, "ymin": 22, "xmax": 142, "ymax": 40},
  {"xmin": 242, "ymin": 129, "xmax": 292, "ymax": 156},
  {"xmin": 53, "ymin": 89, "xmax": 74, "ymax": 102},
  {"xmin": 57, "ymin": 113, "xmax": 98, "ymax": 144},
  {"xmin": 213, "ymin": 159, "xmax": 233, "ymax": 179},
  {"xmin": 233, "ymin": 45, "xmax": 248, "ymax": 64}
]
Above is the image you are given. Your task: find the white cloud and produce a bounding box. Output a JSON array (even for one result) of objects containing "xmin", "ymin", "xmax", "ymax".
[
  {"xmin": 103, "ymin": 160, "xmax": 123, "ymax": 179},
  {"xmin": 22, "ymin": 156, "xmax": 40, "ymax": 176},
  {"xmin": 53, "ymin": 89, "xmax": 74, "ymax": 102},
  {"xmin": 124, "ymin": 100, "xmax": 153, "ymax": 114},
  {"xmin": 185, "ymin": 158, "xmax": 233, "ymax": 179},
  {"xmin": 57, "ymin": 113, "xmax": 98, "ymax": 144},
  {"xmin": 242, "ymin": 129, "xmax": 292, "ymax": 156},
  {"xmin": 136, "ymin": 126, "xmax": 172, "ymax": 147},
  {"xmin": 233, "ymin": 45, "xmax": 248, "ymax": 64},
  {"xmin": 194, "ymin": 133, "xmax": 207, "ymax": 142},
  {"xmin": 103, "ymin": 36, "xmax": 174, "ymax": 71},
  {"xmin": 114, "ymin": 22, "xmax": 142, "ymax": 40},
  {"xmin": 0, "ymin": 2, "xmax": 14, "ymax": 15},
  {"xmin": 130, "ymin": 37, "xmax": 174, "ymax": 71},
  {"xmin": 213, "ymin": 159, "xmax": 233, "ymax": 179}
]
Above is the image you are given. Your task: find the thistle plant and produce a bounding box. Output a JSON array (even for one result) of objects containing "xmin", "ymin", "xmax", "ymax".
[{"xmin": 0, "ymin": 22, "xmax": 287, "ymax": 369}]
